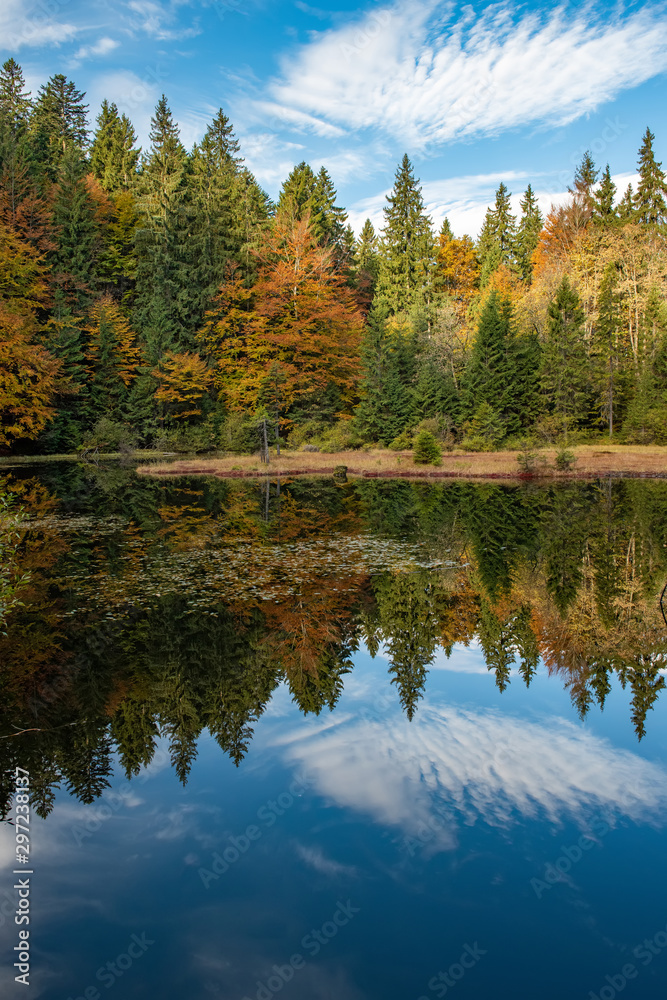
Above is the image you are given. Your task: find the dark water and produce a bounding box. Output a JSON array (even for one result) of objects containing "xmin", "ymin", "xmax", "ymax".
[{"xmin": 1, "ymin": 464, "xmax": 666, "ymax": 999}]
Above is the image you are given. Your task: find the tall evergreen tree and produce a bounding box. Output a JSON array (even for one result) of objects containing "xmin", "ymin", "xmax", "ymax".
[
  {"xmin": 540, "ymin": 276, "xmax": 590, "ymax": 437},
  {"xmin": 89, "ymin": 100, "xmax": 140, "ymax": 193},
  {"xmin": 569, "ymin": 150, "xmax": 598, "ymax": 218},
  {"xmin": 133, "ymin": 95, "xmax": 191, "ymax": 360},
  {"xmin": 354, "ymin": 218, "xmax": 380, "ymax": 296},
  {"xmin": 590, "ymin": 263, "xmax": 624, "ymax": 436},
  {"xmin": 375, "ymin": 154, "xmax": 434, "ymax": 315},
  {"xmin": 514, "ymin": 184, "xmax": 543, "ymax": 283},
  {"xmin": 477, "ymin": 182, "xmax": 517, "ymax": 285},
  {"xmin": 30, "ymin": 74, "xmax": 89, "ymax": 180},
  {"xmin": 0, "ymin": 58, "xmax": 32, "ymax": 156},
  {"xmin": 633, "ymin": 127, "xmax": 667, "ymax": 226},
  {"xmin": 51, "ymin": 146, "xmax": 101, "ymax": 306},
  {"xmin": 592, "ymin": 164, "xmax": 617, "ymax": 226},
  {"xmin": 618, "ymin": 183, "xmax": 635, "ymax": 222}
]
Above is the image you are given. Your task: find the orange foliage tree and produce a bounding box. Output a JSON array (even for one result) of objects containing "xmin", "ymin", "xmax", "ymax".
[
  {"xmin": 0, "ymin": 222, "xmax": 62, "ymax": 447},
  {"xmin": 152, "ymin": 350, "xmax": 213, "ymax": 421},
  {"xmin": 198, "ymin": 215, "xmax": 363, "ymax": 420},
  {"xmin": 436, "ymin": 229, "xmax": 480, "ymax": 320}
]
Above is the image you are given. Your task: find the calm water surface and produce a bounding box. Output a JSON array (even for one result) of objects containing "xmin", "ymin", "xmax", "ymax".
[{"xmin": 1, "ymin": 464, "xmax": 666, "ymax": 999}]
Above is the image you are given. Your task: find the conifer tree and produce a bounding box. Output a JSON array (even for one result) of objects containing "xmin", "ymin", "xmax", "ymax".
[
  {"xmin": 30, "ymin": 74, "xmax": 89, "ymax": 180},
  {"xmin": 540, "ymin": 276, "xmax": 590, "ymax": 437},
  {"xmin": 133, "ymin": 95, "xmax": 192, "ymax": 358},
  {"xmin": 477, "ymin": 182, "xmax": 517, "ymax": 285},
  {"xmin": 569, "ymin": 150, "xmax": 598, "ymax": 219},
  {"xmin": 90, "ymin": 101, "xmax": 140, "ymax": 193},
  {"xmin": 375, "ymin": 154, "xmax": 434, "ymax": 315},
  {"xmin": 618, "ymin": 183, "xmax": 634, "ymax": 222},
  {"xmin": 0, "ymin": 59, "xmax": 32, "ymax": 158},
  {"xmin": 514, "ymin": 184, "xmax": 543, "ymax": 283},
  {"xmin": 592, "ymin": 165, "xmax": 617, "ymax": 226},
  {"xmin": 633, "ymin": 127, "xmax": 667, "ymax": 226},
  {"xmin": 354, "ymin": 218, "xmax": 380, "ymax": 296},
  {"xmin": 51, "ymin": 146, "xmax": 102, "ymax": 306},
  {"xmin": 590, "ymin": 264, "xmax": 623, "ymax": 436}
]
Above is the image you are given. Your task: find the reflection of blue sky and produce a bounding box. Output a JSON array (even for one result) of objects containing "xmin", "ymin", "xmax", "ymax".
[{"xmin": 3, "ymin": 641, "xmax": 667, "ymax": 999}]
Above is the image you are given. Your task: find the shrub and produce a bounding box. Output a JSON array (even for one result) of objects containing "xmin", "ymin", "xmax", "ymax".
[
  {"xmin": 461, "ymin": 403, "xmax": 505, "ymax": 451},
  {"xmin": 555, "ymin": 448, "xmax": 577, "ymax": 471},
  {"xmin": 516, "ymin": 438, "xmax": 546, "ymax": 474},
  {"xmin": 312, "ymin": 419, "xmax": 364, "ymax": 453},
  {"xmin": 412, "ymin": 430, "xmax": 442, "ymax": 465},
  {"xmin": 388, "ymin": 430, "xmax": 413, "ymax": 451},
  {"xmin": 81, "ymin": 418, "xmax": 136, "ymax": 453},
  {"xmin": 287, "ymin": 419, "xmax": 326, "ymax": 450},
  {"xmin": 416, "ymin": 414, "xmax": 456, "ymax": 448},
  {"xmin": 219, "ymin": 413, "xmax": 260, "ymax": 453},
  {"xmin": 155, "ymin": 419, "xmax": 217, "ymax": 454}
]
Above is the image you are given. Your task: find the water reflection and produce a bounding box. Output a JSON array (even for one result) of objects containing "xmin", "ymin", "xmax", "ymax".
[{"xmin": 1, "ymin": 464, "xmax": 666, "ymax": 816}]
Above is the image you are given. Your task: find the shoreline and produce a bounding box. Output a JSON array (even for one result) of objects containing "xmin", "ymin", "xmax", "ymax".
[{"xmin": 135, "ymin": 445, "xmax": 667, "ymax": 481}]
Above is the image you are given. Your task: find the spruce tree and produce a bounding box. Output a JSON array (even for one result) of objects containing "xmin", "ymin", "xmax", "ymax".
[
  {"xmin": 618, "ymin": 183, "xmax": 634, "ymax": 222},
  {"xmin": 569, "ymin": 150, "xmax": 598, "ymax": 217},
  {"xmin": 477, "ymin": 182, "xmax": 517, "ymax": 285},
  {"xmin": 592, "ymin": 164, "xmax": 617, "ymax": 226},
  {"xmin": 540, "ymin": 276, "xmax": 591, "ymax": 437},
  {"xmin": 633, "ymin": 127, "xmax": 667, "ymax": 226},
  {"xmin": 30, "ymin": 74, "xmax": 89, "ymax": 180},
  {"xmin": 514, "ymin": 184, "xmax": 543, "ymax": 282},
  {"xmin": 375, "ymin": 154, "xmax": 434, "ymax": 315},
  {"xmin": 51, "ymin": 146, "xmax": 101, "ymax": 306},
  {"xmin": 590, "ymin": 264, "xmax": 623, "ymax": 436},
  {"xmin": 0, "ymin": 58, "xmax": 32, "ymax": 156},
  {"xmin": 90, "ymin": 100, "xmax": 140, "ymax": 193},
  {"xmin": 133, "ymin": 95, "xmax": 191, "ymax": 359},
  {"xmin": 354, "ymin": 218, "xmax": 380, "ymax": 294}
]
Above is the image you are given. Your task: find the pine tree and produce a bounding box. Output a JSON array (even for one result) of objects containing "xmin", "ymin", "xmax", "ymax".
[
  {"xmin": 89, "ymin": 100, "xmax": 140, "ymax": 193},
  {"xmin": 569, "ymin": 150, "xmax": 598, "ymax": 220},
  {"xmin": 375, "ymin": 154, "xmax": 434, "ymax": 315},
  {"xmin": 51, "ymin": 146, "xmax": 102, "ymax": 307},
  {"xmin": 592, "ymin": 164, "xmax": 617, "ymax": 226},
  {"xmin": 133, "ymin": 95, "xmax": 191, "ymax": 359},
  {"xmin": 30, "ymin": 74, "xmax": 89, "ymax": 180},
  {"xmin": 0, "ymin": 59, "xmax": 32, "ymax": 153},
  {"xmin": 477, "ymin": 182, "xmax": 517, "ymax": 285},
  {"xmin": 618, "ymin": 183, "xmax": 634, "ymax": 222},
  {"xmin": 633, "ymin": 127, "xmax": 667, "ymax": 226},
  {"xmin": 540, "ymin": 276, "xmax": 591, "ymax": 438},
  {"xmin": 514, "ymin": 184, "xmax": 543, "ymax": 283},
  {"xmin": 354, "ymin": 218, "xmax": 380, "ymax": 296},
  {"xmin": 590, "ymin": 264, "xmax": 624, "ymax": 436}
]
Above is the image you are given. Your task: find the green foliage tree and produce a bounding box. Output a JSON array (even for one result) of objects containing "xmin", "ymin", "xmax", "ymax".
[
  {"xmin": 375, "ymin": 154, "xmax": 434, "ymax": 315},
  {"xmin": 633, "ymin": 127, "xmax": 667, "ymax": 226},
  {"xmin": 514, "ymin": 184, "xmax": 543, "ymax": 283},
  {"xmin": 592, "ymin": 164, "xmax": 617, "ymax": 227},
  {"xmin": 539, "ymin": 276, "xmax": 591, "ymax": 437},
  {"xmin": 89, "ymin": 100, "xmax": 140, "ymax": 193},
  {"xmin": 30, "ymin": 73, "xmax": 88, "ymax": 180},
  {"xmin": 477, "ymin": 182, "xmax": 517, "ymax": 285}
]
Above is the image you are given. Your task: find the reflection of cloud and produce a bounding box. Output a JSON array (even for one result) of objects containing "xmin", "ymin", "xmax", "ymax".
[
  {"xmin": 277, "ymin": 706, "xmax": 667, "ymax": 853},
  {"xmin": 294, "ymin": 843, "xmax": 357, "ymax": 879}
]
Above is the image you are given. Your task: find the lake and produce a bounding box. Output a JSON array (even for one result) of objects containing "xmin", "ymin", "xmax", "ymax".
[{"xmin": 1, "ymin": 464, "xmax": 666, "ymax": 999}]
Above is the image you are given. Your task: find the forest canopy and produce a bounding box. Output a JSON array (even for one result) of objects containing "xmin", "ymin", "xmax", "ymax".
[{"xmin": 1, "ymin": 59, "xmax": 666, "ymax": 455}]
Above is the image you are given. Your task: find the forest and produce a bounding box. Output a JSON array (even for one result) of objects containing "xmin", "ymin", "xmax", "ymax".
[{"xmin": 1, "ymin": 59, "xmax": 667, "ymax": 457}]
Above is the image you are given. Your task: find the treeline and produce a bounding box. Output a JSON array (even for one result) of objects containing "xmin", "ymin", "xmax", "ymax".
[{"xmin": 1, "ymin": 59, "xmax": 667, "ymax": 454}]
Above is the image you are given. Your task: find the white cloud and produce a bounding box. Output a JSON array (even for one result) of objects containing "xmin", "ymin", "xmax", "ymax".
[
  {"xmin": 0, "ymin": 0, "xmax": 79, "ymax": 51},
  {"xmin": 277, "ymin": 704, "xmax": 667, "ymax": 853},
  {"xmin": 262, "ymin": 0, "xmax": 667, "ymax": 149},
  {"xmin": 294, "ymin": 843, "xmax": 357, "ymax": 878},
  {"xmin": 87, "ymin": 69, "xmax": 160, "ymax": 146},
  {"xmin": 126, "ymin": 0, "xmax": 202, "ymax": 41},
  {"xmin": 68, "ymin": 36, "xmax": 120, "ymax": 69}
]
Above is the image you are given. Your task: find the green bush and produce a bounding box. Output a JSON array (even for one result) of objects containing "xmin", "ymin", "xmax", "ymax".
[
  {"xmin": 622, "ymin": 406, "xmax": 667, "ymax": 445},
  {"xmin": 287, "ymin": 419, "xmax": 327, "ymax": 450},
  {"xmin": 388, "ymin": 430, "xmax": 413, "ymax": 451},
  {"xmin": 219, "ymin": 413, "xmax": 261, "ymax": 453},
  {"xmin": 313, "ymin": 420, "xmax": 364, "ymax": 453},
  {"xmin": 461, "ymin": 402, "xmax": 505, "ymax": 451},
  {"xmin": 415, "ymin": 414, "xmax": 456, "ymax": 448},
  {"xmin": 516, "ymin": 438, "xmax": 546, "ymax": 473},
  {"xmin": 554, "ymin": 448, "xmax": 577, "ymax": 471},
  {"xmin": 412, "ymin": 430, "xmax": 442, "ymax": 465},
  {"xmin": 81, "ymin": 418, "xmax": 137, "ymax": 453},
  {"xmin": 155, "ymin": 419, "xmax": 217, "ymax": 454}
]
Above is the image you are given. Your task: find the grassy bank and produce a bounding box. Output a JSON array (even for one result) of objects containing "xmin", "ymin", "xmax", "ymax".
[{"xmin": 136, "ymin": 444, "xmax": 667, "ymax": 480}]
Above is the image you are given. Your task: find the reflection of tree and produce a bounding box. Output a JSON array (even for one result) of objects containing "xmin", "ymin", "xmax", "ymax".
[
  {"xmin": 2, "ymin": 468, "xmax": 667, "ymax": 814},
  {"xmin": 374, "ymin": 571, "xmax": 439, "ymax": 719}
]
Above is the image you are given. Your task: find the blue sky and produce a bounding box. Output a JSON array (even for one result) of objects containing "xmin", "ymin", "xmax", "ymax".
[{"xmin": 2, "ymin": 0, "xmax": 667, "ymax": 236}]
